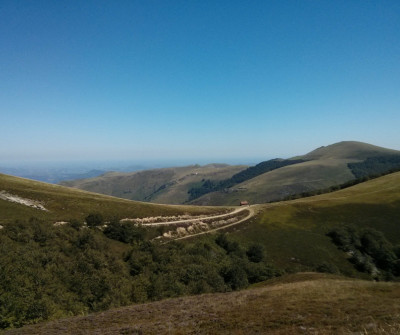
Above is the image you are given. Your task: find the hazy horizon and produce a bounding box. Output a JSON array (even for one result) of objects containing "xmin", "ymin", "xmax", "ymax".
[{"xmin": 1, "ymin": 1, "xmax": 399, "ymax": 163}]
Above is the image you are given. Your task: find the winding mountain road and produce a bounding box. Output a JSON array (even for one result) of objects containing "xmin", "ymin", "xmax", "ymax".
[
  {"xmin": 140, "ymin": 206, "xmax": 253, "ymax": 227},
  {"xmin": 173, "ymin": 205, "xmax": 255, "ymax": 241}
]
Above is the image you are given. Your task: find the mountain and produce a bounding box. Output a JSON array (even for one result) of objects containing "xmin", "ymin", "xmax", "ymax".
[
  {"xmin": 300, "ymin": 140, "xmax": 399, "ymax": 160},
  {"xmin": 60, "ymin": 141, "xmax": 400, "ymax": 207},
  {"xmin": 190, "ymin": 141, "xmax": 400, "ymax": 205},
  {"xmin": 60, "ymin": 164, "xmax": 247, "ymax": 204},
  {"xmin": 7, "ymin": 272, "xmax": 400, "ymax": 334}
]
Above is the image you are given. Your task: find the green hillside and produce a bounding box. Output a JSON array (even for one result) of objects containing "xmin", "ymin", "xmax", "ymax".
[
  {"xmin": 301, "ymin": 140, "xmax": 399, "ymax": 160},
  {"xmin": 0, "ymin": 173, "xmax": 223, "ymax": 224},
  {"xmin": 187, "ymin": 158, "xmax": 306, "ymax": 201},
  {"xmin": 191, "ymin": 141, "xmax": 400, "ymax": 205},
  {"xmin": 205, "ymin": 171, "xmax": 400, "ymax": 277},
  {"xmin": 61, "ymin": 164, "xmax": 247, "ymax": 205}
]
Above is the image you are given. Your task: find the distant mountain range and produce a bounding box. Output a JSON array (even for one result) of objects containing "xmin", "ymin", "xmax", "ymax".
[
  {"xmin": 61, "ymin": 141, "xmax": 400, "ymax": 206},
  {"xmin": 0, "ymin": 167, "xmax": 107, "ymax": 184}
]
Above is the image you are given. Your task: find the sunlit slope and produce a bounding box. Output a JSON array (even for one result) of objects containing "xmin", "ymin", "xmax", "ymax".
[
  {"xmin": 301, "ymin": 140, "xmax": 400, "ymax": 160},
  {"xmin": 7, "ymin": 273, "xmax": 400, "ymax": 335},
  {"xmin": 61, "ymin": 164, "xmax": 247, "ymax": 204},
  {"xmin": 0, "ymin": 173, "xmax": 223, "ymax": 224},
  {"xmin": 226, "ymin": 171, "xmax": 400, "ymax": 272},
  {"xmin": 192, "ymin": 141, "xmax": 400, "ymax": 205},
  {"xmin": 191, "ymin": 158, "xmax": 355, "ymax": 205}
]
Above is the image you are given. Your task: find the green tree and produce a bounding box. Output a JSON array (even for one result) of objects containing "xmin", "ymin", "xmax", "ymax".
[
  {"xmin": 246, "ymin": 244, "xmax": 264, "ymax": 263},
  {"xmin": 85, "ymin": 213, "xmax": 104, "ymax": 227}
]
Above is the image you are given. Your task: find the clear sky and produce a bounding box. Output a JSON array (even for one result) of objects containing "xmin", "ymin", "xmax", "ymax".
[{"xmin": 1, "ymin": 1, "xmax": 399, "ymax": 164}]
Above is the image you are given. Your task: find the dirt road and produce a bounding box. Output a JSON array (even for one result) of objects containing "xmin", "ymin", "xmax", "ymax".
[
  {"xmin": 167, "ymin": 206, "xmax": 256, "ymax": 241},
  {"xmin": 140, "ymin": 206, "xmax": 252, "ymax": 227}
]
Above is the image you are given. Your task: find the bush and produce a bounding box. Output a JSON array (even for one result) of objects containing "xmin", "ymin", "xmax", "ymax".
[
  {"xmin": 315, "ymin": 262, "xmax": 339, "ymax": 274},
  {"xmin": 246, "ymin": 262, "xmax": 277, "ymax": 283},
  {"xmin": 221, "ymin": 263, "xmax": 249, "ymax": 290},
  {"xmin": 85, "ymin": 213, "xmax": 104, "ymax": 227},
  {"xmin": 328, "ymin": 225, "xmax": 400, "ymax": 279},
  {"xmin": 246, "ymin": 244, "xmax": 264, "ymax": 263},
  {"xmin": 69, "ymin": 219, "xmax": 83, "ymax": 230}
]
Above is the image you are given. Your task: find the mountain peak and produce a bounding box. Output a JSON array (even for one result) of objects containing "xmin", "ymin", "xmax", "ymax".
[{"xmin": 301, "ymin": 141, "xmax": 400, "ymax": 160}]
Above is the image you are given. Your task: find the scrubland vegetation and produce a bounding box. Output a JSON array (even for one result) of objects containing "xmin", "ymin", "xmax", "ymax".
[
  {"xmin": 0, "ymin": 218, "xmax": 279, "ymax": 329},
  {"xmin": 6, "ymin": 273, "xmax": 400, "ymax": 334}
]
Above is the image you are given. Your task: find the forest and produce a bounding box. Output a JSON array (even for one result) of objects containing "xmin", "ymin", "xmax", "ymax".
[{"xmin": 348, "ymin": 155, "xmax": 400, "ymax": 179}]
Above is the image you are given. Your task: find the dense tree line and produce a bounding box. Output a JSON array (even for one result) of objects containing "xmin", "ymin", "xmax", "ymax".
[
  {"xmin": 283, "ymin": 165, "xmax": 400, "ymax": 202},
  {"xmin": 0, "ymin": 218, "xmax": 280, "ymax": 329},
  {"xmin": 327, "ymin": 225, "xmax": 400, "ymax": 280},
  {"xmin": 348, "ymin": 155, "xmax": 400, "ymax": 179},
  {"xmin": 188, "ymin": 159, "xmax": 305, "ymax": 200}
]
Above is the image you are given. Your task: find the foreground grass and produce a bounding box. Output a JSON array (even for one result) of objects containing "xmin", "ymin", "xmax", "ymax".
[{"xmin": 5, "ymin": 273, "xmax": 400, "ymax": 335}]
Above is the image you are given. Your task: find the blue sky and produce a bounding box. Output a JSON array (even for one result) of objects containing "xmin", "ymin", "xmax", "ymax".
[{"xmin": 1, "ymin": 1, "xmax": 399, "ymax": 164}]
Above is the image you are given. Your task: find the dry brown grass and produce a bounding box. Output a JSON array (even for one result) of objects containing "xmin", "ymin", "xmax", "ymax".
[{"xmin": 5, "ymin": 273, "xmax": 400, "ymax": 335}]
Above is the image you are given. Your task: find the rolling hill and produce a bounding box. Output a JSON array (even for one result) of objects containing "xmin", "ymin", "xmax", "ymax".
[
  {"xmin": 60, "ymin": 164, "xmax": 247, "ymax": 205},
  {"xmin": 190, "ymin": 141, "xmax": 400, "ymax": 205},
  {"xmin": 6, "ymin": 272, "xmax": 400, "ymax": 334},
  {"xmin": 0, "ymin": 173, "xmax": 225, "ymax": 224}
]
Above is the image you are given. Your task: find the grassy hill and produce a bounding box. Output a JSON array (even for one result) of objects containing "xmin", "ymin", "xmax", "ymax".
[
  {"xmin": 6, "ymin": 272, "xmax": 400, "ymax": 334},
  {"xmin": 191, "ymin": 141, "xmax": 400, "ymax": 205},
  {"xmin": 0, "ymin": 173, "xmax": 224, "ymax": 224},
  {"xmin": 300, "ymin": 140, "xmax": 400, "ymax": 160},
  {"xmin": 61, "ymin": 164, "xmax": 247, "ymax": 205}
]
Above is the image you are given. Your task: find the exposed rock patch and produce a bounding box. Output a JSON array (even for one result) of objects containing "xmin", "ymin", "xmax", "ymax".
[{"xmin": 0, "ymin": 191, "xmax": 48, "ymax": 211}]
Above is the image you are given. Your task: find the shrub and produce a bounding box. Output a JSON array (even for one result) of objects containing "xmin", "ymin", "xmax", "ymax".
[
  {"xmin": 315, "ymin": 262, "xmax": 339, "ymax": 274},
  {"xmin": 85, "ymin": 213, "xmax": 104, "ymax": 227},
  {"xmin": 246, "ymin": 244, "xmax": 264, "ymax": 263}
]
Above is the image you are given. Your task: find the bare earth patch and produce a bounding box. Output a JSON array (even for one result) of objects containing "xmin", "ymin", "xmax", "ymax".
[{"xmin": 0, "ymin": 191, "xmax": 48, "ymax": 211}]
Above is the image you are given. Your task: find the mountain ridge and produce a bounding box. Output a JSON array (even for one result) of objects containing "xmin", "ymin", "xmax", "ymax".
[
  {"xmin": 58, "ymin": 141, "xmax": 400, "ymax": 206},
  {"xmin": 190, "ymin": 141, "xmax": 400, "ymax": 205}
]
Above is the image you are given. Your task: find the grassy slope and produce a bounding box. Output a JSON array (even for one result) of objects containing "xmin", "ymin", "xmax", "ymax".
[
  {"xmin": 300, "ymin": 140, "xmax": 400, "ymax": 160},
  {"xmin": 7, "ymin": 272, "xmax": 400, "ymax": 335},
  {"xmin": 61, "ymin": 164, "xmax": 247, "ymax": 204},
  {"xmin": 191, "ymin": 159, "xmax": 356, "ymax": 205},
  {"xmin": 214, "ymin": 171, "xmax": 400, "ymax": 275},
  {"xmin": 192, "ymin": 141, "xmax": 400, "ymax": 206},
  {"xmin": 0, "ymin": 173, "xmax": 225, "ymax": 224}
]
